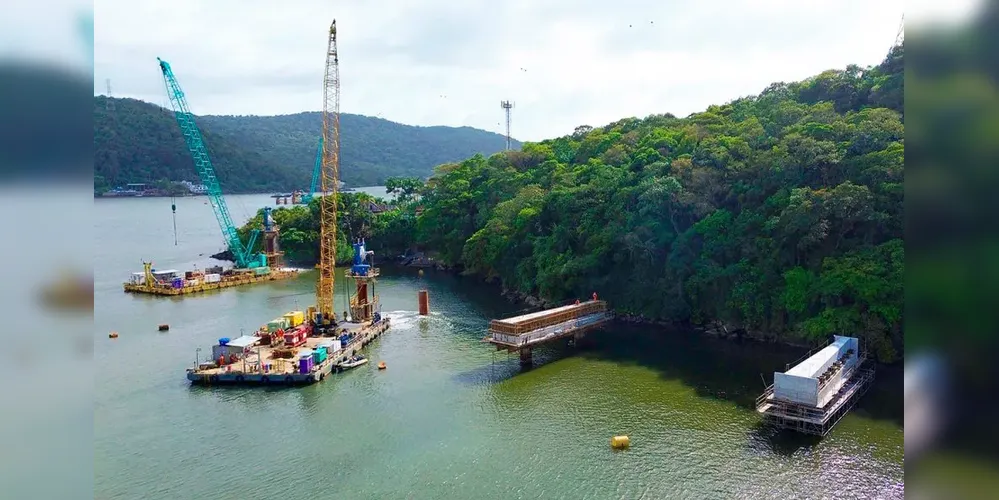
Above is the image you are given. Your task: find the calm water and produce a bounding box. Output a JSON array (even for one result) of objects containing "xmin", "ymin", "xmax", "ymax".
[{"xmin": 94, "ymin": 192, "xmax": 904, "ymax": 499}]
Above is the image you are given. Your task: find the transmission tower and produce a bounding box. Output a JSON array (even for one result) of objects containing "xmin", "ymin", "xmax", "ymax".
[
  {"xmin": 105, "ymin": 79, "xmax": 120, "ymax": 186},
  {"xmin": 500, "ymin": 100, "xmax": 514, "ymax": 150},
  {"xmin": 894, "ymin": 14, "xmax": 904, "ymax": 47},
  {"xmin": 316, "ymin": 19, "xmax": 341, "ymax": 326}
]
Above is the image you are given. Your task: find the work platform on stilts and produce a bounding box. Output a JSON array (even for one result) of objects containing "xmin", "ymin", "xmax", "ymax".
[{"xmin": 484, "ymin": 300, "xmax": 613, "ymax": 365}]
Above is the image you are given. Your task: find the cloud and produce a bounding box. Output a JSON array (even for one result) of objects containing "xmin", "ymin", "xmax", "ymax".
[{"xmin": 95, "ymin": 0, "xmax": 906, "ymax": 141}]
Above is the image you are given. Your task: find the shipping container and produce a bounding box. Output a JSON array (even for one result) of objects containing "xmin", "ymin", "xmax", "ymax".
[
  {"xmin": 284, "ymin": 310, "xmax": 305, "ymax": 327},
  {"xmin": 299, "ymin": 357, "xmax": 313, "ymax": 374},
  {"xmin": 254, "ymin": 267, "xmax": 271, "ymax": 276},
  {"xmin": 204, "ymin": 273, "xmax": 221, "ymax": 283},
  {"xmin": 313, "ymin": 348, "xmax": 328, "ymax": 364}
]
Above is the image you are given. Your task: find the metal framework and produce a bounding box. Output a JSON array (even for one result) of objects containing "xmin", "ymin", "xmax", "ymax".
[
  {"xmin": 302, "ymin": 137, "xmax": 323, "ymax": 204},
  {"xmin": 157, "ymin": 58, "xmax": 262, "ymax": 269},
  {"xmin": 500, "ymin": 100, "xmax": 514, "ymax": 150},
  {"xmin": 316, "ymin": 20, "xmax": 341, "ymax": 322},
  {"xmin": 756, "ymin": 349, "xmax": 876, "ymax": 436}
]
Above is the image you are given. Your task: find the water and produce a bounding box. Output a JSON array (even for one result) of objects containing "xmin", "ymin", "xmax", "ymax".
[{"xmin": 95, "ymin": 192, "xmax": 903, "ymax": 499}]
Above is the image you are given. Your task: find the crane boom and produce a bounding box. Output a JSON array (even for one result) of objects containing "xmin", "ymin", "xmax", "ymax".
[
  {"xmin": 302, "ymin": 137, "xmax": 323, "ymax": 204},
  {"xmin": 157, "ymin": 57, "xmax": 264, "ymax": 269},
  {"xmin": 315, "ymin": 20, "xmax": 341, "ymax": 322}
]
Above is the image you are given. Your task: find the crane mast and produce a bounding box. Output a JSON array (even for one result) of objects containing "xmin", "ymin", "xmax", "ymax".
[
  {"xmin": 157, "ymin": 57, "xmax": 263, "ymax": 269},
  {"xmin": 315, "ymin": 20, "xmax": 341, "ymax": 324}
]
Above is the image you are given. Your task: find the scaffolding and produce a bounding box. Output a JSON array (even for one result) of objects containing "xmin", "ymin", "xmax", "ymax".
[
  {"xmin": 756, "ymin": 337, "xmax": 875, "ymax": 436},
  {"xmin": 485, "ymin": 300, "xmax": 613, "ymax": 365}
]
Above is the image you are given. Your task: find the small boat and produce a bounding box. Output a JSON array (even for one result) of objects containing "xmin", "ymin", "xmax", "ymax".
[{"xmin": 341, "ymin": 355, "xmax": 368, "ymax": 369}]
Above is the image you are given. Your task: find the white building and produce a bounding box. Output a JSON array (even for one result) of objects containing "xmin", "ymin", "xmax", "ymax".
[{"xmin": 179, "ymin": 180, "xmax": 208, "ymax": 194}]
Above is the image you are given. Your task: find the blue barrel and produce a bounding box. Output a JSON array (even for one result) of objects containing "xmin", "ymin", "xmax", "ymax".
[{"xmin": 219, "ymin": 337, "xmax": 230, "ymax": 345}]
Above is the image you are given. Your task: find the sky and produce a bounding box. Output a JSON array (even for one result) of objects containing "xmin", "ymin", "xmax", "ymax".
[{"xmin": 86, "ymin": 0, "xmax": 948, "ymax": 141}]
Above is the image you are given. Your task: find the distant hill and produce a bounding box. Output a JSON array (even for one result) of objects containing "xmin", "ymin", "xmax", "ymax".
[{"xmin": 93, "ymin": 97, "xmax": 517, "ymax": 193}]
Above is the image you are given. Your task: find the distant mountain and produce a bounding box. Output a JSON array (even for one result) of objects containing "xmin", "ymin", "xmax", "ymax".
[{"xmin": 93, "ymin": 97, "xmax": 517, "ymax": 193}]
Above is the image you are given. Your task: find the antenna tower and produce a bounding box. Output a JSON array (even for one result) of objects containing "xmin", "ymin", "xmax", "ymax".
[
  {"xmin": 500, "ymin": 100, "xmax": 514, "ymax": 150},
  {"xmin": 894, "ymin": 14, "xmax": 904, "ymax": 47}
]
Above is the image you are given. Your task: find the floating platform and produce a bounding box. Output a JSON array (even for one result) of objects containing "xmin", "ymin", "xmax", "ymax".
[
  {"xmin": 186, "ymin": 318, "xmax": 390, "ymax": 386},
  {"xmin": 756, "ymin": 335, "xmax": 875, "ymax": 436},
  {"xmin": 124, "ymin": 266, "xmax": 299, "ymax": 296},
  {"xmin": 485, "ymin": 300, "xmax": 613, "ymax": 365}
]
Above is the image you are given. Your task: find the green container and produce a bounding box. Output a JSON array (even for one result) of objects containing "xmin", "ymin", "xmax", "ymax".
[
  {"xmin": 254, "ymin": 267, "xmax": 270, "ymax": 276},
  {"xmin": 267, "ymin": 320, "xmax": 284, "ymax": 332}
]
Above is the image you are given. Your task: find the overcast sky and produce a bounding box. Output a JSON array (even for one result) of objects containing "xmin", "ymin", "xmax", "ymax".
[{"xmin": 92, "ymin": 0, "xmax": 923, "ymax": 141}]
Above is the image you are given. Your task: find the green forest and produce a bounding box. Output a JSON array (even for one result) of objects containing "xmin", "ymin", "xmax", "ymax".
[
  {"xmin": 93, "ymin": 97, "xmax": 515, "ymax": 194},
  {"xmin": 241, "ymin": 45, "xmax": 904, "ymax": 362}
]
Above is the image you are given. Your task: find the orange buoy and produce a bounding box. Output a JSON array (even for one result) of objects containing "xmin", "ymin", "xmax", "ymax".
[{"xmin": 377, "ymin": 361, "xmax": 386, "ymax": 370}]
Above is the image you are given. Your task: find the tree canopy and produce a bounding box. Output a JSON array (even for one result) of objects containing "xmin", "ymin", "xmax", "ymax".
[
  {"xmin": 236, "ymin": 46, "xmax": 905, "ymax": 362},
  {"xmin": 409, "ymin": 45, "xmax": 904, "ymax": 361},
  {"xmin": 93, "ymin": 98, "xmax": 516, "ymax": 193}
]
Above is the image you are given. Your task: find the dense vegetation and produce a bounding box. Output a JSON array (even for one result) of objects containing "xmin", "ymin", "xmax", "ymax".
[
  {"xmin": 93, "ymin": 97, "xmax": 515, "ymax": 193},
  {"xmin": 237, "ymin": 191, "xmax": 404, "ymax": 268},
  {"xmin": 240, "ymin": 46, "xmax": 904, "ymax": 361}
]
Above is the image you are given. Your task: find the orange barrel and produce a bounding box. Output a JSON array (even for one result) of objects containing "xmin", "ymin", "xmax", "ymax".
[{"xmin": 418, "ymin": 290, "xmax": 429, "ymax": 316}]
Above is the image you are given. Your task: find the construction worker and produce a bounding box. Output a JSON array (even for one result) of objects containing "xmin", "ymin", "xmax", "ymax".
[
  {"xmin": 575, "ymin": 299, "xmax": 581, "ymax": 305},
  {"xmin": 592, "ymin": 292, "xmax": 598, "ymax": 301}
]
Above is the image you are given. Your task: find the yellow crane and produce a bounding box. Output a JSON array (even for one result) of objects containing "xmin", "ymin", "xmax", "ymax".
[{"xmin": 315, "ymin": 19, "xmax": 341, "ymax": 333}]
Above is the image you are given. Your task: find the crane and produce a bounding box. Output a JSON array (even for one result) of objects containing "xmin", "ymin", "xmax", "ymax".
[
  {"xmin": 300, "ymin": 137, "xmax": 323, "ymax": 204},
  {"xmin": 157, "ymin": 57, "xmax": 264, "ymax": 269},
  {"xmin": 315, "ymin": 20, "xmax": 341, "ymax": 329}
]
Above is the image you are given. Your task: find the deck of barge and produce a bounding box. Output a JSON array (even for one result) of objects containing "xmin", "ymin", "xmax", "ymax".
[
  {"xmin": 125, "ymin": 268, "xmax": 299, "ymax": 296},
  {"xmin": 187, "ymin": 317, "xmax": 390, "ymax": 385}
]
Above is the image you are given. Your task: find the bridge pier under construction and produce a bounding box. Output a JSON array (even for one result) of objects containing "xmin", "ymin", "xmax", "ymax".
[{"xmin": 485, "ymin": 300, "xmax": 613, "ymax": 365}]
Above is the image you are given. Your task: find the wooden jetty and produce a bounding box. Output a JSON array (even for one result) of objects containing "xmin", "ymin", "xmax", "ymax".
[
  {"xmin": 756, "ymin": 335, "xmax": 875, "ymax": 436},
  {"xmin": 186, "ymin": 318, "xmax": 390, "ymax": 386},
  {"xmin": 485, "ymin": 300, "xmax": 613, "ymax": 365}
]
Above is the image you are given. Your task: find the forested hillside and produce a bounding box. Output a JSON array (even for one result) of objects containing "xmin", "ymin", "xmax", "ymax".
[
  {"xmin": 238, "ymin": 46, "xmax": 904, "ymax": 362},
  {"xmin": 93, "ymin": 97, "xmax": 514, "ymax": 193},
  {"xmin": 411, "ymin": 45, "xmax": 904, "ymax": 361}
]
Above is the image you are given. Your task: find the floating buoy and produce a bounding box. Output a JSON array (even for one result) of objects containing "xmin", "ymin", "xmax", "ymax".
[
  {"xmin": 109, "ymin": 331, "xmax": 119, "ymax": 338},
  {"xmin": 610, "ymin": 435, "xmax": 630, "ymax": 449},
  {"xmin": 377, "ymin": 361, "xmax": 386, "ymax": 370},
  {"xmin": 158, "ymin": 324, "xmax": 170, "ymax": 331},
  {"xmin": 418, "ymin": 269, "xmax": 424, "ymax": 277}
]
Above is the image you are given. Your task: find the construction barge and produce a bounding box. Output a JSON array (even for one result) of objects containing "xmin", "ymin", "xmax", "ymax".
[
  {"xmin": 124, "ymin": 207, "xmax": 299, "ymax": 296},
  {"xmin": 756, "ymin": 335, "xmax": 875, "ymax": 436},
  {"xmin": 124, "ymin": 262, "xmax": 298, "ymax": 296},
  {"xmin": 485, "ymin": 299, "xmax": 614, "ymax": 365},
  {"xmin": 187, "ymin": 315, "xmax": 390, "ymax": 385},
  {"xmin": 187, "ymin": 239, "xmax": 388, "ymax": 386}
]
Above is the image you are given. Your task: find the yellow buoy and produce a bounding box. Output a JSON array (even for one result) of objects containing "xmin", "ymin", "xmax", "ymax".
[
  {"xmin": 109, "ymin": 331, "xmax": 119, "ymax": 339},
  {"xmin": 610, "ymin": 435, "xmax": 630, "ymax": 449}
]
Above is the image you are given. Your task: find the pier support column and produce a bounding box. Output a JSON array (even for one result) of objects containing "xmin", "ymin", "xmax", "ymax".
[{"xmin": 519, "ymin": 347, "xmax": 533, "ymax": 366}]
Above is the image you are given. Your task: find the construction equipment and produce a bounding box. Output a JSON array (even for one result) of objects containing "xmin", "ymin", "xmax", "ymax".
[
  {"xmin": 157, "ymin": 57, "xmax": 265, "ymax": 269},
  {"xmin": 314, "ymin": 20, "xmax": 341, "ymax": 332},
  {"xmin": 299, "ymin": 137, "xmax": 323, "ymax": 204}
]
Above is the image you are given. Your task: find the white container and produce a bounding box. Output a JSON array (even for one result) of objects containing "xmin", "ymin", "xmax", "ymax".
[{"xmin": 205, "ymin": 274, "xmax": 221, "ymax": 283}]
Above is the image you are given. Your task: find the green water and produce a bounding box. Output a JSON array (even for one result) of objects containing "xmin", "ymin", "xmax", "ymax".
[{"xmin": 95, "ymin": 194, "xmax": 903, "ymax": 499}]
